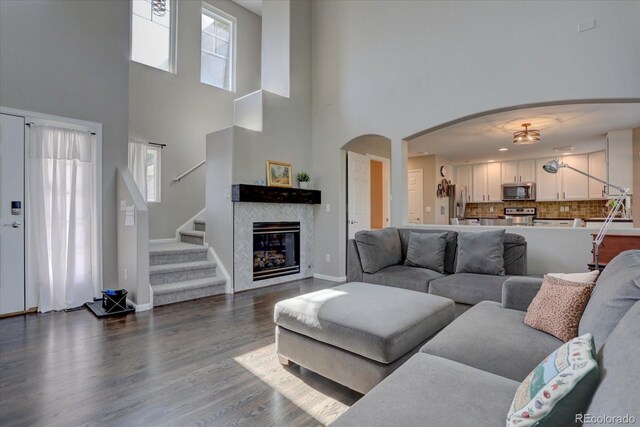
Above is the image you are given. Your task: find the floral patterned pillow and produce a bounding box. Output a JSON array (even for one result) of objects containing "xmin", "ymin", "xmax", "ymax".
[{"xmin": 506, "ymin": 334, "xmax": 599, "ymax": 427}]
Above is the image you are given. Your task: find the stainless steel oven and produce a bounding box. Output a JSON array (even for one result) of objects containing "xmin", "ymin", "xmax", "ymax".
[{"xmin": 501, "ymin": 183, "xmax": 536, "ymax": 201}]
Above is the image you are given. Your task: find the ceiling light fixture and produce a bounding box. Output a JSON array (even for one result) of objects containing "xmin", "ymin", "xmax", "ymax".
[
  {"xmin": 152, "ymin": 0, "xmax": 167, "ymax": 16},
  {"xmin": 498, "ymin": 148, "xmax": 509, "ymax": 152},
  {"xmin": 513, "ymin": 123, "xmax": 540, "ymax": 145}
]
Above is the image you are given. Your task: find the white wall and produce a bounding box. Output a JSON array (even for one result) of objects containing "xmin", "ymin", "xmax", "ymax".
[
  {"xmin": 130, "ymin": 0, "xmax": 262, "ymax": 239},
  {"xmin": 312, "ymin": 0, "xmax": 640, "ymax": 277},
  {"xmin": 261, "ymin": 0, "xmax": 290, "ymax": 98},
  {"xmin": 0, "ymin": 0, "xmax": 130, "ymax": 289}
]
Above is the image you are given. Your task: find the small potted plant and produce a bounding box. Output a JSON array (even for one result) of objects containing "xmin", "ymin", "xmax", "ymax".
[{"xmin": 297, "ymin": 172, "xmax": 311, "ymax": 189}]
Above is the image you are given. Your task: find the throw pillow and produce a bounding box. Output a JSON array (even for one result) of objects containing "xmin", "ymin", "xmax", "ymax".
[
  {"xmin": 547, "ymin": 270, "xmax": 599, "ymax": 285},
  {"xmin": 455, "ymin": 229, "xmax": 505, "ymax": 275},
  {"xmin": 403, "ymin": 232, "xmax": 448, "ymax": 273},
  {"xmin": 354, "ymin": 227, "xmax": 402, "ymax": 274},
  {"xmin": 525, "ymin": 275, "xmax": 594, "ymax": 342},
  {"xmin": 506, "ymin": 333, "xmax": 599, "ymax": 427}
]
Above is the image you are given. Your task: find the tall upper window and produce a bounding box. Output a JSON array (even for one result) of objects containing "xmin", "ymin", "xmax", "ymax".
[
  {"xmin": 131, "ymin": 0, "xmax": 177, "ymax": 72},
  {"xmin": 201, "ymin": 5, "xmax": 235, "ymax": 91}
]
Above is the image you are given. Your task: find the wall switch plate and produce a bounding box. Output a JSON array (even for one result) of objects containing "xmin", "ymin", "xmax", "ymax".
[
  {"xmin": 325, "ymin": 254, "xmax": 331, "ymax": 262},
  {"xmin": 440, "ymin": 206, "xmax": 445, "ymax": 215},
  {"xmin": 426, "ymin": 206, "xmax": 432, "ymax": 212},
  {"xmin": 326, "ymin": 203, "xmax": 331, "ymax": 212},
  {"xmin": 490, "ymin": 207, "xmax": 494, "ymax": 213},
  {"xmin": 225, "ymin": 189, "xmax": 231, "ymax": 199},
  {"xmin": 124, "ymin": 268, "xmax": 128, "ymax": 280}
]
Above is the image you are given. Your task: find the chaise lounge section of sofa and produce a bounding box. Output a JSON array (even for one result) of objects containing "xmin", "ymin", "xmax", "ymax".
[{"xmin": 333, "ymin": 250, "xmax": 640, "ymax": 426}]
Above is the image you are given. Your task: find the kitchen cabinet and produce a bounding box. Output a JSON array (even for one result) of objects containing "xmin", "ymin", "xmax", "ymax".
[
  {"xmin": 472, "ymin": 164, "xmax": 488, "ymax": 202},
  {"xmin": 456, "ymin": 165, "xmax": 472, "ymax": 203},
  {"xmin": 501, "ymin": 160, "xmax": 535, "ymax": 183},
  {"xmin": 607, "ymin": 130, "xmax": 633, "ymax": 195},
  {"xmin": 472, "ymin": 163, "xmax": 501, "ymax": 202},
  {"xmin": 588, "ymin": 151, "xmax": 607, "ymax": 199},
  {"xmin": 536, "ymin": 155, "xmax": 589, "ymax": 201},
  {"xmin": 536, "ymin": 157, "xmax": 561, "ymax": 201},
  {"xmin": 561, "ymin": 154, "xmax": 589, "ymax": 200}
]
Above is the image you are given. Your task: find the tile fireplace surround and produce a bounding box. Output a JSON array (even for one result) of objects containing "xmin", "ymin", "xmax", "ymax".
[{"xmin": 233, "ymin": 202, "xmax": 314, "ymax": 292}]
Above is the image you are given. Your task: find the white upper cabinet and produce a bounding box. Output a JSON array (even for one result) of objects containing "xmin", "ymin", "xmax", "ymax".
[
  {"xmin": 501, "ymin": 161, "xmax": 518, "ymax": 183},
  {"xmin": 501, "ymin": 159, "xmax": 535, "ymax": 183},
  {"xmin": 588, "ymin": 151, "xmax": 607, "ymax": 199},
  {"xmin": 560, "ymin": 154, "xmax": 589, "ymax": 200},
  {"xmin": 456, "ymin": 165, "xmax": 473, "ymax": 203},
  {"xmin": 536, "ymin": 157, "xmax": 561, "ymax": 201},
  {"xmin": 518, "ymin": 159, "xmax": 536, "ymax": 183},
  {"xmin": 607, "ymin": 130, "xmax": 633, "ymax": 195},
  {"xmin": 471, "ymin": 163, "xmax": 501, "ymax": 202},
  {"xmin": 487, "ymin": 162, "xmax": 502, "ymax": 202},
  {"xmin": 472, "ymin": 164, "xmax": 488, "ymax": 202}
]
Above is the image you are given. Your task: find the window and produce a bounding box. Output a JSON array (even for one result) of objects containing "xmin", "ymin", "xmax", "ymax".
[
  {"xmin": 201, "ymin": 5, "xmax": 235, "ymax": 91},
  {"xmin": 131, "ymin": 0, "xmax": 176, "ymax": 72},
  {"xmin": 145, "ymin": 146, "xmax": 161, "ymax": 203}
]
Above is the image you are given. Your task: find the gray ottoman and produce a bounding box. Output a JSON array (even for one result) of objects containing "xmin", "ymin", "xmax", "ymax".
[{"xmin": 274, "ymin": 282, "xmax": 455, "ymax": 393}]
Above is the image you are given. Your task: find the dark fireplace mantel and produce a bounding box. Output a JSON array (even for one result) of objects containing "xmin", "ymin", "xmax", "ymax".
[{"xmin": 231, "ymin": 184, "xmax": 321, "ymax": 204}]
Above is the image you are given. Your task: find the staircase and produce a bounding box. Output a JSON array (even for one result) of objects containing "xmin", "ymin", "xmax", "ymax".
[{"xmin": 149, "ymin": 220, "xmax": 226, "ymax": 306}]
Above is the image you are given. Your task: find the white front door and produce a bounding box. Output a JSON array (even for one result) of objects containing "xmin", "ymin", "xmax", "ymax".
[
  {"xmin": 347, "ymin": 151, "xmax": 371, "ymax": 239},
  {"xmin": 0, "ymin": 114, "xmax": 26, "ymax": 315},
  {"xmin": 407, "ymin": 169, "xmax": 423, "ymax": 224}
]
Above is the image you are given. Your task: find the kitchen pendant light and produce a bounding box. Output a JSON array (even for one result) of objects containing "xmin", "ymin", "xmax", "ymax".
[{"xmin": 513, "ymin": 123, "xmax": 540, "ymax": 145}]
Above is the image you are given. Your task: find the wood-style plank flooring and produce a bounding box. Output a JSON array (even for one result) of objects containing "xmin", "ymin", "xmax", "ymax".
[{"xmin": 0, "ymin": 278, "xmax": 361, "ymax": 427}]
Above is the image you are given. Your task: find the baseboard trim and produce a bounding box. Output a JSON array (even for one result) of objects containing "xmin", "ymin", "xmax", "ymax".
[
  {"xmin": 149, "ymin": 238, "xmax": 179, "ymax": 244},
  {"xmin": 313, "ymin": 273, "xmax": 347, "ymax": 283},
  {"xmin": 127, "ymin": 299, "xmax": 152, "ymax": 312}
]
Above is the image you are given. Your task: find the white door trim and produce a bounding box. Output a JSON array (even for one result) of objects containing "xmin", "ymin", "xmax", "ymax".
[
  {"xmin": 407, "ymin": 169, "xmax": 424, "ymax": 225},
  {"xmin": 1, "ymin": 106, "xmax": 103, "ymax": 308}
]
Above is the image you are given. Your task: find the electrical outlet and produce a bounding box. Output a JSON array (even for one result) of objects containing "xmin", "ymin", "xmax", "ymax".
[
  {"xmin": 325, "ymin": 254, "xmax": 331, "ymax": 263},
  {"xmin": 490, "ymin": 207, "xmax": 494, "ymax": 213},
  {"xmin": 426, "ymin": 206, "xmax": 432, "ymax": 213},
  {"xmin": 440, "ymin": 206, "xmax": 445, "ymax": 215}
]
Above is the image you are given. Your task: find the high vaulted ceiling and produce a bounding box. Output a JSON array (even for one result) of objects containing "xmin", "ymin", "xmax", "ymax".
[
  {"xmin": 231, "ymin": 0, "xmax": 262, "ymax": 16},
  {"xmin": 408, "ymin": 103, "xmax": 640, "ymax": 165}
]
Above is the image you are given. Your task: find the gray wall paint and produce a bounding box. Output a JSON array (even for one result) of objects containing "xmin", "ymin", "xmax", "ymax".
[
  {"xmin": 634, "ymin": 128, "xmax": 640, "ymax": 228},
  {"xmin": 0, "ymin": 0, "xmax": 130, "ymax": 289},
  {"xmin": 312, "ymin": 0, "xmax": 640, "ymax": 277},
  {"xmin": 117, "ymin": 169, "xmax": 150, "ymax": 306},
  {"xmin": 130, "ymin": 0, "xmax": 262, "ymax": 239}
]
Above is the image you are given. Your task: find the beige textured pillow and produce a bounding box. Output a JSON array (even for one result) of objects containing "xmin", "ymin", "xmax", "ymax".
[
  {"xmin": 547, "ymin": 270, "xmax": 599, "ymax": 285},
  {"xmin": 524, "ymin": 275, "xmax": 594, "ymax": 342}
]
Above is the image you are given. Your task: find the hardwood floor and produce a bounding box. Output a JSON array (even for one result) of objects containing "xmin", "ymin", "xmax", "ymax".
[{"xmin": 0, "ymin": 278, "xmax": 361, "ymax": 427}]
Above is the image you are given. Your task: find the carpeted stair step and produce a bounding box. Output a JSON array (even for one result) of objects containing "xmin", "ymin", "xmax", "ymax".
[
  {"xmin": 152, "ymin": 276, "xmax": 226, "ymax": 306},
  {"xmin": 193, "ymin": 220, "xmax": 206, "ymax": 232},
  {"xmin": 180, "ymin": 230, "xmax": 205, "ymax": 245},
  {"xmin": 150, "ymin": 241, "xmax": 209, "ymax": 265},
  {"xmin": 150, "ymin": 260, "xmax": 217, "ymax": 285}
]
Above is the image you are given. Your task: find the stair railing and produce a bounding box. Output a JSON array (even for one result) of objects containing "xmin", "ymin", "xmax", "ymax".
[{"xmin": 173, "ymin": 159, "xmax": 206, "ymax": 182}]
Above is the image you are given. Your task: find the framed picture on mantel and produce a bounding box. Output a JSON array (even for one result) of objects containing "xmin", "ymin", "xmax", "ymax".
[{"xmin": 266, "ymin": 160, "xmax": 293, "ymax": 188}]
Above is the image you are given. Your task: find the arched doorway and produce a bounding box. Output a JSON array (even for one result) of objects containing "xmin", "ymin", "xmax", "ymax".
[{"xmin": 341, "ymin": 134, "xmax": 392, "ymax": 239}]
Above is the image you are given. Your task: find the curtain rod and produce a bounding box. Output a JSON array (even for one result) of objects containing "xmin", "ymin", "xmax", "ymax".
[
  {"xmin": 25, "ymin": 122, "xmax": 96, "ymax": 135},
  {"xmin": 148, "ymin": 142, "xmax": 166, "ymax": 149}
]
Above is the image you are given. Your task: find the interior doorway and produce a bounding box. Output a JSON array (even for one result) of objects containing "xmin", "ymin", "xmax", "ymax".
[
  {"xmin": 342, "ymin": 135, "xmax": 392, "ymax": 240},
  {"xmin": 407, "ymin": 169, "xmax": 424, "ymax": 224}
]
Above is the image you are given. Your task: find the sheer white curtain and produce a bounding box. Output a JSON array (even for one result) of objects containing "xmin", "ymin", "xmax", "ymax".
[
  {"xmin": 128, "ymin": 139, "xmax": 147, "ymax": 202},
  {"xmin": 28, "ymin": 125, "xmax": 98, "ymax": 312}
]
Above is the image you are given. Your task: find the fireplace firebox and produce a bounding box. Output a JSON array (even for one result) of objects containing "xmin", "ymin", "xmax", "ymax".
[{"xmin": 253, "ymin": 222, "xmax": 300, "ymax": 281}]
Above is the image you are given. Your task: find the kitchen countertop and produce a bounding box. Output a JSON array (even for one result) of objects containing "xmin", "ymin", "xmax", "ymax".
[{"xmin": 468, "ymin": 216, "xmax": 633, "ymax": 222}]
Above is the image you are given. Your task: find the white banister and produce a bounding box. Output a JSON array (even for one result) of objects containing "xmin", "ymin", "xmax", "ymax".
[{"xmin": 173, "ymin": 160, "xmax": 206, "ymax": 182}]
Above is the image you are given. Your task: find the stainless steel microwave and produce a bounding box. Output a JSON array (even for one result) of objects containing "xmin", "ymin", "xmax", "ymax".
[{"xmin": 502, "ymin": 183, "xmax": 536, "ymax": 201}]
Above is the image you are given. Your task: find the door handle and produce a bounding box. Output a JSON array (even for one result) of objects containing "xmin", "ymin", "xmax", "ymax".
[
  {"xmin": 3, "ymin": 221, "xmax": 21, "ymax": 228},
  {"xmin": 348, "ymin": 220, "xmax": 357, "ymax": 225}
]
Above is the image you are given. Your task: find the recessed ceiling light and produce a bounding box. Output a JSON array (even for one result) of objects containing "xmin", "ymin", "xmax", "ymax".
[
  {"xmin": 554, "ymin": 145, "xmax": 575, "ymax": 152},
  {"xmin": 498, "ymin": 148, "xmax": 509, "ymax": 152},
  {"xmin": 562, "ymin": 152, "xmax": 572, "ymax": 156},
  {"xmin": 488, "ymin": 159, "xmax": 496, "ymax": 163}
]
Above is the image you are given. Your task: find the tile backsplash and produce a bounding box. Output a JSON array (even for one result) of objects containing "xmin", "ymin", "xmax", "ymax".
[{"xmin": 464, "ymin": 199, "xmax": 632, "ymax": 219}]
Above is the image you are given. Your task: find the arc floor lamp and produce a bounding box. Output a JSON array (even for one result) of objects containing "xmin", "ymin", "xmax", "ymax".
[{"xmin": 542, "ymin": 158, "xmax": 630, "ymax": 269}]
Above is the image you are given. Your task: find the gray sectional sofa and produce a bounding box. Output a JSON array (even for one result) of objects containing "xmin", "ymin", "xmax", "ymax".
[
  {"xmin": 333, "ymin": 250, "xmax": 640, "ymax": 426},
  {"xmin": 347, "ymin": 227, "xmax": 528, "ymax": 307}
]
